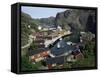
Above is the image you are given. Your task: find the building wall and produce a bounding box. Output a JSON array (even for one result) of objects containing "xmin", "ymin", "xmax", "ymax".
[
  {"xmin": 31, "ymin": 51, "xmax": 50, "ymax": 61},
  {"xmin": 75, "ymin": 53, "xmax": 84, "ymax": 60}
]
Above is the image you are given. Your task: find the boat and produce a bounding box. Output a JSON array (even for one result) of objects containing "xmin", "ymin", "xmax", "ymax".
[{"xmin": 57, "ymin": 43, "xmax": 60, "ymax": 48}]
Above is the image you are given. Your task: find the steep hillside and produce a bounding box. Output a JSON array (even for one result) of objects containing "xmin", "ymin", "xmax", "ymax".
[
  {"xmin": 21, "ymin": 12, "xmax": 38, "ymax": 46},
  {"xmin": 55, "ymin": 9, "xmax": 96, "ymax": 33},
  {"xmin": 38, "ymin": 16, "xmax": 55, "ymax": 27}
]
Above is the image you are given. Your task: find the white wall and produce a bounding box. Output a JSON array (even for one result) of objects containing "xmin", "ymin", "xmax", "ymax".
[{"xmin": 0, "ymin": 0, "xmax": 99, "ymax": 76}]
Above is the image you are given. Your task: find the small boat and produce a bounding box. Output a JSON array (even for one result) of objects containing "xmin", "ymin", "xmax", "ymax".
[
  {"xmin": 57, "ymin": 43, "xmax": 60, "ymax": 48},
  {"xmin": 59, "ymin": 38, "xmax": 62, "ymax": 40}
]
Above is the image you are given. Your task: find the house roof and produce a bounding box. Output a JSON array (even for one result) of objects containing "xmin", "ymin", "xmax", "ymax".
[
  {"xmin": 36, "ymin": 36, "xmax": 44, "ymax": 38},
  {"xmin": 36, "ymin": 44, "xmax": 45, "ymax": 48},
  {"xmin": 33, "ymin": 32, "xmax": 44, "ymax": 36},
  {"xmin": 51, "ymin": 40, "xmax": 76, "ymax": 56},
  {"xmin": 45, "ymin": 56, "xmax": 65, "ymax": 65},
  {"xmin": 29, "ymin": 48, "xmax": 49, "ymax": 56},
  {"xmin": 34, "ymin": 40, "xmax": 44, "ymax": 43},
  {"xmin": 72, "ymin": 49, "xmax": 81, "ymax": 56}
]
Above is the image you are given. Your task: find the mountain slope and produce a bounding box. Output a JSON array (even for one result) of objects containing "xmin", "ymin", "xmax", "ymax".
[
  {"xmin": 21, "ymin": 12, "xmax": 38, "ymax": 46},
  {"xmin": 55, "ymin": 9, "xmax": 96, "ymax": 33}
]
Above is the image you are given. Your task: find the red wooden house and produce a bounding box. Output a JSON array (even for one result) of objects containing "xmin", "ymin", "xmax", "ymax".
[
  {"xmin": 29, "ymin": 48, "xmax": 50, "ymax": 62},
  {"xmin": 72, "ymin": 50, "xmax": 84, "ymax": 60}
]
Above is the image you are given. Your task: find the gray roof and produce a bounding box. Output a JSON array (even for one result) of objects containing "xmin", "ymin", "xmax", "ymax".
[{"xmin": 45, "ymin": 56, "xmax": 65, "ymax": 65}]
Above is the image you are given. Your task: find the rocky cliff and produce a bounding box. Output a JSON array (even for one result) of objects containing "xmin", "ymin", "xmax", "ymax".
[{"xmin": 55, "ymin": 9, "xmax": 96, "ymax": 34}]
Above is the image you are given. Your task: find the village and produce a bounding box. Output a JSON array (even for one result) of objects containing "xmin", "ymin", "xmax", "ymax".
[
  {"xmin": 20, "ymin": 6, "xmax": 96, "ymax": 71},
  {"xmin": 25, "ymin": 25, "xmax": 95, "ymax": 70}
]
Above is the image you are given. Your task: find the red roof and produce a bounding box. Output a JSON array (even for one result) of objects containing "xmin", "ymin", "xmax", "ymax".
[{"xmin": 31, "ymin": 51, "xmax": 49, "ymax": 60}]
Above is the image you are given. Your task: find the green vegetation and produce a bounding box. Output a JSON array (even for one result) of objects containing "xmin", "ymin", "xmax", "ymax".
[
  {"xmin": 64, "ymin": 40, "xmax": 96, "ymax": 68},
  {"xmin": 29, "ymin": 41, "xmax": 38, "ymax": 51},
  {"xmin": 21, "ymin": 55, "xmax": 35, "ymax": 71},
  {"xmin": 39, "ymin": 16, "xmax": 55, "ymax": 26},
  {"xmin": 21, "ymin": 12, "xmax": 38, "ymax": 46},
  {"xmin": 21, "ymin": 54, "xmax": 43, "ymax": 71}
]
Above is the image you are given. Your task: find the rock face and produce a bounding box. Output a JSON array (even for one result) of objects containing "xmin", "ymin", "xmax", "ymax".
[
  {"xmin": 55, "ymin": 9, "xmax": 96, "ymax": 33},
  {"xmin": 86, "ymin": 13, "xmax": 96, "ymax": 34}
]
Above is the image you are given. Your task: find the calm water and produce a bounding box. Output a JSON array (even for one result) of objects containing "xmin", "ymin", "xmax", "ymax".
[{"xmin": 51, "ymin": 35, "xmax": 79, "ymax": 56}]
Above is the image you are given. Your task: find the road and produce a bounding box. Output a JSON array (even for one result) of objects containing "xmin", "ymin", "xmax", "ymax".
[
  {"xmin": 21, "ymin": 35, "xmax": 33, "ymax": 49},
  {"xmin": 44, "ymin": 32, "xmax": 72, "ymax": 47}
]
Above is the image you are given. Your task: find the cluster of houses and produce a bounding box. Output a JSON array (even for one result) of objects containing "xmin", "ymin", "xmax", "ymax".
[
  {"xmin": 28, "ymin": 31, "xmax": 84, "ymax": 69},
  {"xmin": 27, "ymin": 25, "xmax": 87, "ymax": 69}
]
